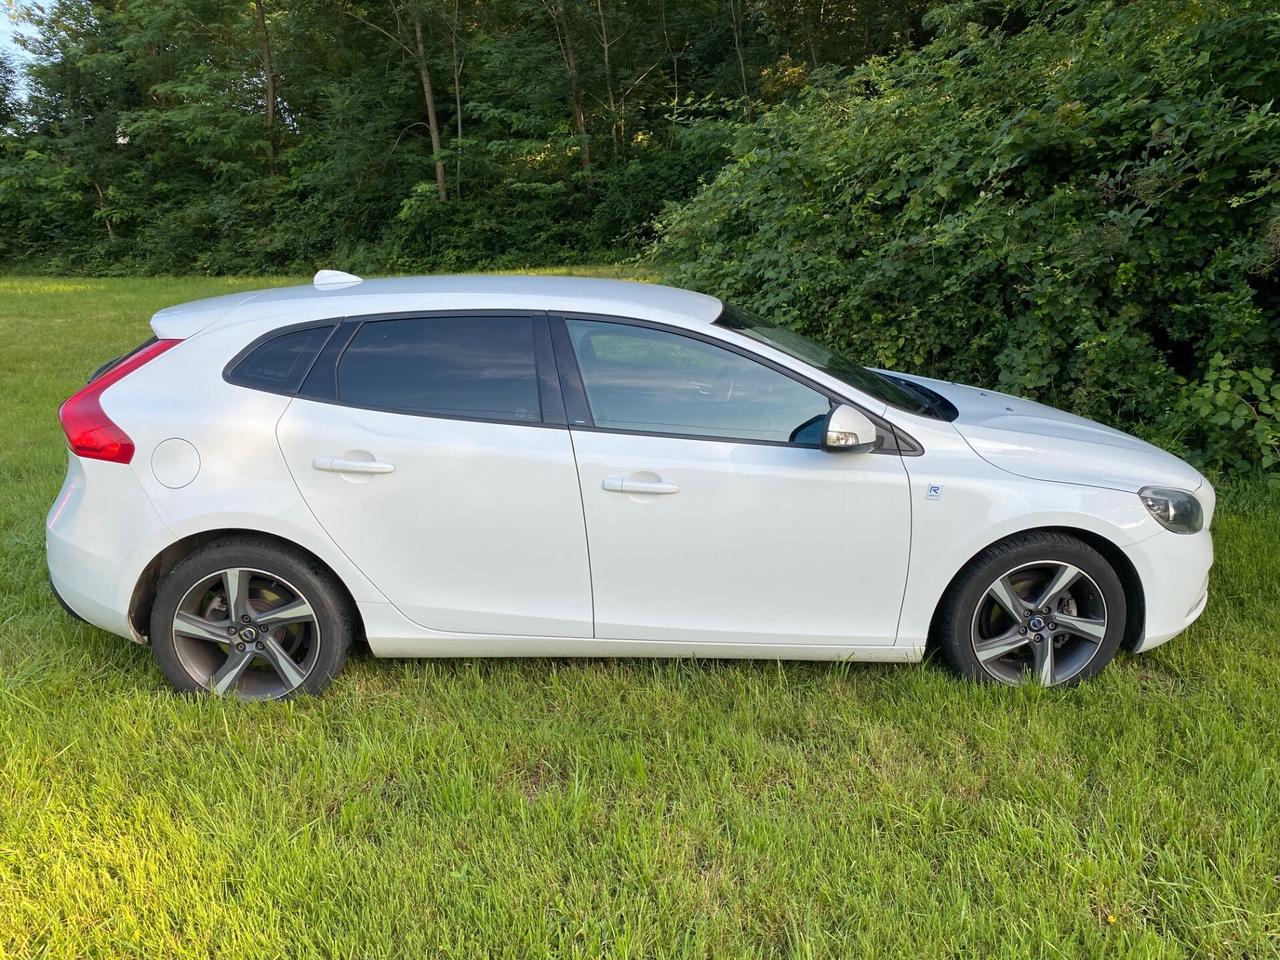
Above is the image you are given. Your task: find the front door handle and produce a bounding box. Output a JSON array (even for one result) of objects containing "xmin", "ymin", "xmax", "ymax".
[
  {"xmin": 313, "ymin": 456, "xmax": 396, "ymax": 475},
  {"xmin": 602, "ymin": 476, "xmax": 680, "ymax": 495}
]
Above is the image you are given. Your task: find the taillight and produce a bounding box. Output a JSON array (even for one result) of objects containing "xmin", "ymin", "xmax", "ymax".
[{"xmin": 58, "ymin": 339, "xmax": 181, "ymax": 463}]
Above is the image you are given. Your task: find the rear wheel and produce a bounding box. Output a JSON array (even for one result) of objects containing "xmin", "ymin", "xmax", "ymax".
[
  {"xmin": 150, "ymin": 538, "xmax": 352, "ymax": 699},
  {"xmin": 934, "ymin": 532, "xmax": 1126, "ymax": 687}
]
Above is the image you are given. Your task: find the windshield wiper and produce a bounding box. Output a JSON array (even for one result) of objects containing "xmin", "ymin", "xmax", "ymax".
[{"xmin": 880, "ymin": 374, "xmax": 956, "ymax": 421}]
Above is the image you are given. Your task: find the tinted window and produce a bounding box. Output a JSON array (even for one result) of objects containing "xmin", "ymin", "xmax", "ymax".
[
  {"xmin": 338, "ymin": 315, "xmax": 541, "ymax": 422},
  {"xmin": 717, "ymin": 303, "xmax": 956, "ymax": 420},
  {"xmin": 565, "ymin": 319, "xmax": 830, "ymax": 443},
  {"xmin": 228, "ymin": 326, "xmax": 334, "ymax": 394}
]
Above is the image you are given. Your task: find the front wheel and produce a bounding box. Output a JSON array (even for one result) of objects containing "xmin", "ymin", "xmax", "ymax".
[
  {"xmin": 933, "ymin": 532, "xmax": 1127, "ymax": 687},
  {"xmin": 149, "ymin": 537, "xmax": 353, "ymax": 699}
]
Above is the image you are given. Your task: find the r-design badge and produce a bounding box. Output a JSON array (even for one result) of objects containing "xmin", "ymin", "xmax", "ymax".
[{"xmin": 926, "ymin": 483, "xmax": 943, "ymax": 500}]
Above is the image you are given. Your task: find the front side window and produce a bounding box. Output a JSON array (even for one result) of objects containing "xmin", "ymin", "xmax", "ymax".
[
  {"xmin": 565, "ymin": 319, "xmax": 830, "ymax": 444},
  {"xmin": 338, "ymin": 315, "xmax": 541, "ymax": 422},
  {"xmin": 716, "ymin": 303, "xmax": 956, "ymax": 420}
]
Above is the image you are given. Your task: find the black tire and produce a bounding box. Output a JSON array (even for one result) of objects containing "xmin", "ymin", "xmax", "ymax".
[
  {"xmin": 150, "ymin": 536, "xmax": 353, "ymax": 699},
  {"xmin": 933, "ymin": 531, "xmax": 1127, "ymax": 687}
]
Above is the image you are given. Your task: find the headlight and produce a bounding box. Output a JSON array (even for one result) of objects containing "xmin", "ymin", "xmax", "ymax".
[{"xmin": 1139, "ymin": 486, "xmax": 1203, "ymax": 534}]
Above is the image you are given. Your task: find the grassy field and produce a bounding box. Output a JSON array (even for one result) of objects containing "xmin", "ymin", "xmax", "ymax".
[{"xmin": 1, "ymin": 275, "xmax": 1278, "ymax": 959}]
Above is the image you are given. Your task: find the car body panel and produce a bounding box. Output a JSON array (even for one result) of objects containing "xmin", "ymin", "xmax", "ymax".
[
  {"xmin": 569, "ymin": 429, "xmax": 911, "ymax": 646},
  {"xmin": 888, "ymin": 371, "xmax": 1208, "ymax": 494},
  {"xmin": 882, "ymin": 414, "xmax": 1184, "ymax": 648},
  {"xmin": 1124, "ymin": 527, "xmax": 1213, "ymax": 652},
  {"xmin": 47, "ymin": 454, "xmax": 173, "ymax": 640},
  {"xmin": 152, "ymin": 275, "xmax": 723, "ymax": 341},
  {"xmin": 276, "ymin": 397, "xmax": 594, "ymax": 638}
]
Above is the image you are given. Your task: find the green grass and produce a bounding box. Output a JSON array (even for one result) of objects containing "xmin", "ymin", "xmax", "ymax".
[{"xmin": 1, "ymin": 275, "xmax": 1278, "ymax": 959}]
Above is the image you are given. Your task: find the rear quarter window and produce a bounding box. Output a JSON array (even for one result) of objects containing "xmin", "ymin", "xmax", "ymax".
[{"xmin": 226, "ymin": 325, "xmax": 335, "ymax": 395}]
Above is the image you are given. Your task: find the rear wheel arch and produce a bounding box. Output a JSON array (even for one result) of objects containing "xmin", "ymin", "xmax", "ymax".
[
  {"xmin": 129, "ymin": 529, "xmax": 364, "ymax": 646},
  {"xmin": 927, "ymin": 525, "xmax": 1145, "ymax": 655}
]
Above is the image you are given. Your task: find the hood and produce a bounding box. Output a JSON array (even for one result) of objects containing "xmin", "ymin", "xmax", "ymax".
[{"xmin": 888, "ymin": 372, "xmax": 1205, "ymax": 494}]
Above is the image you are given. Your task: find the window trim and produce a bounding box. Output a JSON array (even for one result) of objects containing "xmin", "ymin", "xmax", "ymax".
[
  {"xmin": 549, "ymin": 312, "xmax": 919, "ymax": 454},
  {"xmin": 222, "ymin": 319, "xmax": 339, "ymax": 397},
  {"xmin": 287, "ymin": 310, "xmax": 566, "ymax": 430}
]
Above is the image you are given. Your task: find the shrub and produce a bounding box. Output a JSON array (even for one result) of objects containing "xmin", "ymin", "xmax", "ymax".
[{"xmin": 653, "ymin": 0, "xmax": 1280, "ymax": 478}]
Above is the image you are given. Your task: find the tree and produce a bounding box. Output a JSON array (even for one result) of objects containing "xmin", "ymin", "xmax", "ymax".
[
  {"xmin": 345, "ymin": 1, "xmax": 449, "ymax": 202},
  {"xmin": 0, "ymin": 0, "xmax": 949, "ymax": 273},
  {"xmin": 0, "ymin": 51, "xmax": 19, "ymax": 129}
]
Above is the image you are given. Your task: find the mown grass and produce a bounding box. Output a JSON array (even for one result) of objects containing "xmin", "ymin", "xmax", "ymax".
[{"xmin": 0, "ymin": 275, "xmax": 1277, "ymax": 959}]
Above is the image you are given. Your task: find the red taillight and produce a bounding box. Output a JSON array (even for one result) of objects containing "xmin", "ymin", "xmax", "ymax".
[{"xmin": 58, "ymin": 339, "xmax": 181, "ymax": 464}]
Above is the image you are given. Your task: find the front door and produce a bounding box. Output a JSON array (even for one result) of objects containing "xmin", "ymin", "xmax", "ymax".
[
  {"xmin": 277, "ymin": 312, "xmax": 592, "ymax": 638},
  {"xmin": 556, "ymin": 316, "xmax": 911, "ymax": 647}
]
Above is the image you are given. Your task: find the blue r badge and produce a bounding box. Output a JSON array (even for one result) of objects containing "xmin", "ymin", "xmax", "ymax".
[{"xmin": 926, "ymin": 483, "xmax": 943, "ymax": 500}]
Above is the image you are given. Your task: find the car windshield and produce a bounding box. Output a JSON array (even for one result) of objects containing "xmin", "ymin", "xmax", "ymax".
[{"xmin": 715, "ymin": 303, "xmax": 940, "ymax": 417}]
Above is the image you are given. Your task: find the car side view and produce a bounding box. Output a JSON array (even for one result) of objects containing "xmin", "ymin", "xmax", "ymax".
[{"xmin": 47, "ymin": 272, "xmax": 1214, "ymax": 698}]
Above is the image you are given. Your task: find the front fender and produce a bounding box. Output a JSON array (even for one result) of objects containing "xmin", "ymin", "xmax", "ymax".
[{"xmin": 894, "ymin": 423, "xmax": 1157, "ymax": 646}]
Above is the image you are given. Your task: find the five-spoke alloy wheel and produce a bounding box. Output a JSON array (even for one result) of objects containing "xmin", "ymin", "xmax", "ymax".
[
  {"xmin": 150, "ymin": 538, "xmax": 352, "ymax": 699},
  {"xmin": 934, "ymin": 532, "xmax": 1126, "ymax": 687}
]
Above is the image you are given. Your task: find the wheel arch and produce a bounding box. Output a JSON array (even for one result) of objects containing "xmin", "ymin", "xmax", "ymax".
[
  {"xmin": 128, "ymin": 528, "xmax": 365, "ymax": 646},
  {"xmin": 926, "ymin": 525, "xmax": 1145, "ymax": 654}
]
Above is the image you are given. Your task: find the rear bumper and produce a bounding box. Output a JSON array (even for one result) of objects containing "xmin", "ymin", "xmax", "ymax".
[
  {"xmin": 46, "ymin": 453, "xmax": 173, "ymax": 642},
  {"xmin": 48, "ymin": 573, "xmax": 87, "ymax": 623},
  {"xmin": 1124, "ymin": 526, "xmax": 1213, "ymax": 653}
]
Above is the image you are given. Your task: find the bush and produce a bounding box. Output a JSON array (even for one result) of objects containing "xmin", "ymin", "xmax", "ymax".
[{"xmin": 653, "ymin": 0, "xmax": 1280, "ymax": 478}]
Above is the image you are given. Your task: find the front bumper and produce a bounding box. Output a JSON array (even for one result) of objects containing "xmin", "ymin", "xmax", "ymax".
[{"xmin": 1123, "ymin": 526, "xmax": 1213, "ymax": 653}]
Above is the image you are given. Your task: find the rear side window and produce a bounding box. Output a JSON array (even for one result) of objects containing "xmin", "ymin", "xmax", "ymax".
[
  {"xmin": 227, "ymin": 325, "xmax": 334, "ymax": 394},
  {"xmin": 337, "ymin": 315, "xmax": 541, "ymax": 422}
]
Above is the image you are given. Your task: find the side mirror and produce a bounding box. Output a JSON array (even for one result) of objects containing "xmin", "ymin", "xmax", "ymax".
[{"xmin": 822, "ymin": 404, "xmax": 882, "ymax": 454}]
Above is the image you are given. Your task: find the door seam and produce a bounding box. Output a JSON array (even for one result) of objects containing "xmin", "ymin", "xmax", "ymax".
[{"xmin": 564, "ymin": 426, "xmax": 598, "ymax": 638}]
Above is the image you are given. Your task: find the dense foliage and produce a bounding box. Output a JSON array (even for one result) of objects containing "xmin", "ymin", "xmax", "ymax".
[
  {"xmin": 656, "ymin": 0, "xmax": 1280, "ymax": 477},
  {"xmin": 0, "ymin": 0, "xmax": 931, "ymax": 274}
]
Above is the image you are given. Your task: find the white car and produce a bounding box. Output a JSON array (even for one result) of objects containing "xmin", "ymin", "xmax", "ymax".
[{"xmin": 46, "ymin": 272, "xmax": 1213, "ymax": 698}]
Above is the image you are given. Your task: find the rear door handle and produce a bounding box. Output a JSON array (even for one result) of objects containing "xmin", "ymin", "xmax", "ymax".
[
  {"xmin": 602, "ymin": 476, "xmax": 680, "ymax": 495},
  {"xmin": 313, "ymin": 456, "xmax": 396, "ymax": 475}
]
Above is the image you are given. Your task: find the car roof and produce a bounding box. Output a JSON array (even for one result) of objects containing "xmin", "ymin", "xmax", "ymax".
[{"xmin": 150, "ymin": 274, "xmax": 725, "ymax": 340}]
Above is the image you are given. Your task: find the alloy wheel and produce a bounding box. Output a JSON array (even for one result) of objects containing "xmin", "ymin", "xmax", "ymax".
[
  {"xmin": 170, "ymin": 567, "xmax": 320, "ymax": 699},
  {"xmin": 969, "ymin": 560, "xmax": 1109, "ymax": 686}
]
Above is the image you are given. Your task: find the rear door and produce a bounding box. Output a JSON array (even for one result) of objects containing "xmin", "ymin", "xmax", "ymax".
[{"xmin": 276, "ymin": 312, "xmax": 593, "ymax": 638}]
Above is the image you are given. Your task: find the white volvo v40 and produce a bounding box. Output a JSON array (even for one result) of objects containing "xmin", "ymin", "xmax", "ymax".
[{"xmin": 47, "ymin": 273, "xmax": 1213, "ymax": 698}]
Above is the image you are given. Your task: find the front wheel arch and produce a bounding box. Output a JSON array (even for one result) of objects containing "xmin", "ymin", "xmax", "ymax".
[
  {"xmin": 129, "ymin": 529, "xmax": 364, "ymax": 647},
  {"xmin": 926, "ymin": 525, "xmax": 1145, "ymax": 657}
]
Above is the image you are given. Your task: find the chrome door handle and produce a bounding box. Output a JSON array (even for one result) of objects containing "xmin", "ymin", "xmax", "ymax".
[
  {"xmin": 313, "ymin": 456, "xmax": 396, "ymax": 475},
  {"xmin": 602, "ymin": 476, "xmax": 680, "ymax": 495}
]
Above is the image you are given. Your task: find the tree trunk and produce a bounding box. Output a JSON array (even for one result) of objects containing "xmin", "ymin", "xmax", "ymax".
[
  {"xmin": 660, "ymin": 0, "xmax": 679, "ymax": 123},
  {"xmin": 594, "ymin": 0, "xmax": 619, "ymax": 152},
  {"xmin": 252, "ymin": 0, "xmax": 277, "ymax": 176},
  {"xmin": 413, "ymin": 14, "xmax": 448, "ymax": 202},
  {"xmin": 93, "ymin": 181, "xmax": 114, "ymax": 241},
  {"xmin": 545, "ymin": 0, "xmax": 590, "ymax": 174},
  {"xmin": 728, "ymin": 0, "xmax": 749, "ymax": 101},
  {"xmin": 450, "ymin": 0, "xmax": 464, "ymax": 198}
]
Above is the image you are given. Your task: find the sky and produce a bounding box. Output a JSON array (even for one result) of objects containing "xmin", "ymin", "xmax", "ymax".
[
  {"xmin": 1, "ymin": 4, "xmax": 32, "ymax": 98},
  {"xmin": 1, "ymin": 5, "xmax": 30, "ymax": 62}
]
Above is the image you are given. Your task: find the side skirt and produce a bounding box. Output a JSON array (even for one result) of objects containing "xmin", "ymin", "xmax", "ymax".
[{"xmin": 358, "ymin": 602, "xmax": 925, "ymax": 662}]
